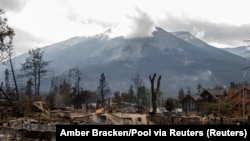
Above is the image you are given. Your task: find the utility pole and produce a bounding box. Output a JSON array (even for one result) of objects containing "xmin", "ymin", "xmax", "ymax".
[{"xmin": 242, "ymin": 71, "xmax": 250, "ymax": 120}]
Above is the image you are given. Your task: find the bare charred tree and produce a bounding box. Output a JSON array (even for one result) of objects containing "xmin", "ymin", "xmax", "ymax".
[
  {"xmin": 57, "ymin": 80, "xmax": 71, "ymax": 107},
  {"xmin": 46, "ymin": 72, "xmax": 58, "ymax": 109},
  {"xmin": 68, "ymin": 67, "xmax": 81, "ymax": 96},
  {"xmin": 149, "ymin": 73, "xmax": 161, "ymax": 115},
  {"xmin": 0, "ymin": 9, "xmax": 19, "ymax": 100},
  {"xmin": 20, "ymin": 47, "xmax": 51, "ymax": 96},
  {"xmin": 97, "ymin": 73, "xmax": 111, "ymax": 107},
  {"xmin": 128, "ymin": 85, "xmax": 135, "ymax": 103},
  {"xmin": 0, "ymin": 82, "xmax": 12, "ymax": 105},
  {"xmin": 132, "ymin": 73, "xmax": 143, "ymax": 105},
  {"xmin": 139, "ymin": 85, "xmax": 150, "ymax": 107},
  {"xmin": 25, "ymin": 78, "xmax": 33, "ymax": 96},
  {"xmin": 112, "ymin": 91, "xmax": 122, "ymax": 106},
  {"xmin": 72, "ymin": 90, "xmax": 92, "ymax": 109},
  {"xmin": 4, "ymin": 68, "xmax": 11, "ymax": 94},
  {"xmin": 6, "ymin": 41, "xmax": 19, "ymax": 100}
]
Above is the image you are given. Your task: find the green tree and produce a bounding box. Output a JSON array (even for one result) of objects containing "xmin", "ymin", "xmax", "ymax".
[
  {"xmin": 229, "ymin": 81, "xmax": 237, "ymax": 88},
  {"xmin": 203, "ymin": 100, "xmax": 235, "ymax": 117},
  {"xmin": 197, "ymin": 83, "xmax": 202, "ymax": 93},
  {"xmin": 214, "ymin": 85, "xmax": 224, "ymax": 90},
  {"xmin": 178, "ymin": 88, "xmax": 184, "ymax": 102},
  {"xmin": 177, "ymin": 88, "xmax": 185, "ymax": 108},
  {"xmin": 186, "ymin": 86, "xmax": 191, "ymax": 95},
  {"xmin": 165, "ymin": 97, "xmax": 174, "ymax": 112}
]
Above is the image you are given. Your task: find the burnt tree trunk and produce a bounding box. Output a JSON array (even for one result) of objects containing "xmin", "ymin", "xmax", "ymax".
[
  {"xmin": 9, "ymin": 56, "xmax": 19, "ymax": 100},
  {"xmin": 149, "ymin": 73, "xmax": 161, "ymax": 115},
  {"xmin": 0, "ymin": 82, "xmax": 13, "ymax": 105}
]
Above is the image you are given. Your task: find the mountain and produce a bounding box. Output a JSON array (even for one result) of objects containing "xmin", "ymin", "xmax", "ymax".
[
  {"xmin": 1, "ymin": 27, "xmax": 249, "ymax": 97},
  {"xmin": 221, "ymin": 46, "xmax": 250, "ymax": 60}
]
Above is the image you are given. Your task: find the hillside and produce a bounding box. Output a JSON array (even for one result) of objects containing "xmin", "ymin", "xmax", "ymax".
[{"xmin": 0, "ymin": 27, "xmax": 249, "ymax": 97}]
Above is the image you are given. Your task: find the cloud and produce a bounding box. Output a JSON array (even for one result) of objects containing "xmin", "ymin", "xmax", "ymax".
[
  {"xmin": 45, "ymin": 2, "xmax": 250, "ymax": 48},
  {"xmin": 125, "ymin": 8, "xmax": 155, "ymax": 38},
  {"xmin": 106, "ymin": 8, "xmax": 156, "ymax": 39},
  {"xmin": 3, "ymin": 0, "xmax": 250, "ymax": 57},
  {"xmin": 0, "ymin": 0, "xmax": 27, "ymax": 12},
  {"xmin": 197, "ymin": 23, "xmax": 250, "ymax": 47},
  {"xmin": 12, "ymin": 28, "xmax": 49, "ymax": 56},
  {"xmin": 57, "ymin": 1, "xmax": 156, "ymax": 39},
  {"xmin": 192, "ymin": 27, "xmax": 205, "ymax": 39},
  {"xmin": 158, "ymin": 14, "xmax": 250, "ymax": 47}
]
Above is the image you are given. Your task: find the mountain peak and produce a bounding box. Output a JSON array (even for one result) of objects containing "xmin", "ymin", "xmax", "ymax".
[
  {"xmin": 155, "ymin": 26, "xmax": 165, "ymax": 31},
  {"xmin": 172, "ymin": 31, "xmax": 195, "ymax": 39},
  {"xmin": 152, "ymin": 26, "xmax": 174, "ymax": 38},
  {"xmin": 172, "ymin": 31, "xmax": 212, "ymax": 48}
]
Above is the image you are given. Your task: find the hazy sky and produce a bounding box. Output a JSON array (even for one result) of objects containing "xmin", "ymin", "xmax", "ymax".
[{"xmin": 1, "ymin": 0, "xmax": 250, "ymax": 56}]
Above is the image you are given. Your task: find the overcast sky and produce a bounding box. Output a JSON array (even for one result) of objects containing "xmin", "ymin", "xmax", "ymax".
[{"xmin": 1, "ymin": 0, "xmax": 250, "ymax": 56}]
